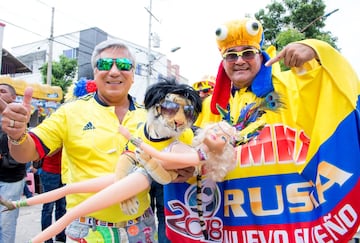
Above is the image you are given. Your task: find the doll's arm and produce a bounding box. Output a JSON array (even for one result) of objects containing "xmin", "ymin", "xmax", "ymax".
[
  {"xmin": 0, "ymin": 174, "xmax": 115, "ymax": 211},
  {"xmin": 119, "ymin": 125, "xmax": 204, "ymax": 169},
  {"xmin": 134, "ymin": 141, "xmax": 205, "ymax": 169},
  {"xmin": 114, "ymin": 151, "xmax": 137, "ymax": 181},
  {"xmin": 30, "ymin": 172, "xmax": 150, "ymax": 243},
  {"xmin": 135, "ymin": 148, "xmax": 178, "ymax": 184}
]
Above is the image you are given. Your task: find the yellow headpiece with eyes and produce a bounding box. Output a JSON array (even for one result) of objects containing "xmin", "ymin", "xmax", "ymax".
[
  {"xmin": 215, "ymin": 18, "xmax": 263, "ymax": 54},
  {"xmin": 211, "ymin": 18, "xmax": 271, "ymax": 115}
]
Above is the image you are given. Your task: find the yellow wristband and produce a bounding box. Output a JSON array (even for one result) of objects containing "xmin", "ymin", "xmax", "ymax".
[{"xmin": 8, "ymin": 132, "xmax": 28, "ymax": 145}]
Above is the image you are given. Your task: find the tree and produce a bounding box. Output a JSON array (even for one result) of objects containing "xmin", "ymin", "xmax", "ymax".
[
  {"xmin": 255, "ymin": 0, "xmax": 338, "ymax": 50},
  {"xmin": 40, "ymin": 55, "xmax": 78, "ymax": 102}
]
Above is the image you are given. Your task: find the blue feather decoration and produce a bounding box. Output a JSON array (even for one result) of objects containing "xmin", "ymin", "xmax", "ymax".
[
  {"xmin": 217, "ymin": 91, "xmax": 282, "ymax": 146},
  {"xmin": 216, "ymin": 104, "xmax": 233, "ymax": 125}
]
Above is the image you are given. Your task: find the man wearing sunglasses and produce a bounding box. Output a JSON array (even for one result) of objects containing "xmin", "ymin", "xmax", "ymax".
[
  {"xmin": 192, "ymin": 75, "xmax": 215, "ymax": 101},
  {"xmin": 0, "ymin": 39, "xmax": 192, "ymax": 243},
  {"xmin": 164, "ymin": 18, "xmax": 360, "ymax": 242}
]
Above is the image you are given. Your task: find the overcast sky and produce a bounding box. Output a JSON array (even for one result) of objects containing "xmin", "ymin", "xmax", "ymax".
[{"xmin": 0, "ymin": 0, "xmax": 358, "ymax": 82}]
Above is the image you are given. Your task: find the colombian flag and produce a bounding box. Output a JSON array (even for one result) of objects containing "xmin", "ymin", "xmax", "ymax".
[{"xmin": 164, "ymin": 40, "xmax": 360, "ymax": 243}]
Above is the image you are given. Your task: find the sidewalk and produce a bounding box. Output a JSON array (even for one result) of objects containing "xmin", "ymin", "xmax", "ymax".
[{"xmin": 15, "ymin": 198, "xmax": 42, "ymax": 243}]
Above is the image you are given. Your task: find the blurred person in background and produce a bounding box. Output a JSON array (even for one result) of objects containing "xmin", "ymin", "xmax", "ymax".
[
  {"xmin": 192, "ymin": 75, "xmax": 215, "ymax": 101},
  {"xmin": 40, "ymin": 148, "xmax": 66, "ymax": 243},
  {"xmin": 0, "ymin": 83, "xmax": 26, "ymax": 243},
  {"xmin": 23, "ymin": 162, "xmax": 34, "ymax": 198}
]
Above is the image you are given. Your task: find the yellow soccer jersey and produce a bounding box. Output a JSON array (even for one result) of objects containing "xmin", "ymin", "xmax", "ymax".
[
  {"xmin": 32, "ymin": 95, "xmax": 149, "ymax": 222},
  {"xmin": 128, "ymin": 122, "xmax": 194, "ymax": 152}
]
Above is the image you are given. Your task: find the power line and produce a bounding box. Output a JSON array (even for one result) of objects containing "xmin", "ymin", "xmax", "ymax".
[
  {"xmin": 1, "ymin": 1, "xmax": 173, "ymax": 79},
  {"xmin": 0, "ymin": 18, "xmax": 45, "ymax": 39}
]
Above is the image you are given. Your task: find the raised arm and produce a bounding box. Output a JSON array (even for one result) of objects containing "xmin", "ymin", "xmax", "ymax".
[{"xmin": 0, "ymin": 87, "xmax": 39, "ymax": 163}]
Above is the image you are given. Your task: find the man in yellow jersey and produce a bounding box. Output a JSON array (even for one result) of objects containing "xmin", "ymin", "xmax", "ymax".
[
  {"xmin": 164, "ymin": 18, "xmax": 360, "ymax": 242},
  {"xmin": 0, "ymin": 39, "xmax": 194, "ymax": 243}
]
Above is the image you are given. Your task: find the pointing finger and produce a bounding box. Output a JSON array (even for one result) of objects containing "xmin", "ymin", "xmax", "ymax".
[{"xmin": 265, "ymin": 49, "xmax": 286, "ymax": 67}]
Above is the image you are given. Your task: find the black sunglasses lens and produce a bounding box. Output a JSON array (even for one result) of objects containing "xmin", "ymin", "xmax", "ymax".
[
  {"xmin": 160, "ymin": 101, "xmax": 196, "ymax": 121},
  {"xmin": 160, "ymin": 101, "xmax": 179, "ymax": 117},
  {"xmin": 184, "ymin": 106, "xmax": 196, "ymax": 121}
]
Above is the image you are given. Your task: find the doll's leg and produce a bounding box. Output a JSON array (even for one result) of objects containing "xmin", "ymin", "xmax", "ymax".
[
  {"xmin": 0, "ymin": 174, "xmax": 115, "ymax": 211},
  {"xmin": 115, "ymin": 152, "xmax": 142, "ymax": 215},
  {"xmin": 30, "ymin": 172, "xmax": 150, "ymax": 243},
  {"xmin": 117, "ymin": 152, "xmax": 178, "ymax": 214},
  {"xmin": 136, "ymin": 149, "xmax": 178, "ymax": 184}
]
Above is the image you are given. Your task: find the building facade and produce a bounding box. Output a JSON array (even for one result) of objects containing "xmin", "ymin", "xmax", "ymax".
[{"xmin": 10, "ymin": 27, "xmax": 186, "ymax": 103}]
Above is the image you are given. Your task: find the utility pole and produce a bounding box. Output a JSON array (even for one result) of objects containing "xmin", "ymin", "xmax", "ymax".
[
  {"xmin": 0, "ymin": 22, "xmax": 5, "ymax": 74},
  {"xmin": 46, "ymin": 7, "xmax": 55, "ymax": 85},
  {"xmin": 146, "ymin": 0, "xmax": 153, "ymax": 88},
  {"xmin": 145, "ymin": 0, "xmax": 160, "ymax": 87}
]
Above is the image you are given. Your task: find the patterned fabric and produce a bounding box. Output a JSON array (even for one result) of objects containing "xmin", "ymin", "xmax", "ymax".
[{"xmin": 65, "ymin": 208, "xmax": 157, "ymax": 243}]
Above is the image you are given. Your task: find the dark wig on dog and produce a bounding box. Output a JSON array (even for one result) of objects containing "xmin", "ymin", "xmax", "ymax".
[{"xmin": 144, "ymin": 79, "xmax": 202, "ymax": 116}]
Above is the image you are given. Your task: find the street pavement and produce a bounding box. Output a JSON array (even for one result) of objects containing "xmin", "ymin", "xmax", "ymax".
[
  {"xmin": 15, "ymin": 196, "xmax": 359, "ymax": 243},
  {"xmin": 15, "ymin": 196, "xmax": 42, "ymax": 243}
]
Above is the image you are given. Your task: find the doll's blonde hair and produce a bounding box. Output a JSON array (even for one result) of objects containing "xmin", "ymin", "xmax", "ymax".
[{"xmin": 193, "ymin": 121, "xmax": 236, "ymax": 182}]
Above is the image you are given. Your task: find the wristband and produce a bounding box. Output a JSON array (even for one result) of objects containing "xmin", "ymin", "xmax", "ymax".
[
  {"xmin": 197, "ymin": 148, "xmax": 208, "ymax": 161},
  {"xmin": 130, "ymin": 136, "xmax": 142, "ymax": 147},
  {"xmin": 8, "ymin": 131, "xmax": 28, "ymax": 145}
]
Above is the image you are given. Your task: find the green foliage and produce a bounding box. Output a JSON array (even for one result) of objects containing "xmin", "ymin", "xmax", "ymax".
[
  {"xmin": 40, "ymin": 55, "xmax": 77, "ymax": 102},
  {"xmin": 255, "ymin": 0, "xmax": 338, "ymax": 51},
  {"xmin": 276, "ymin": 29, "xmax": 305, "ymax": 47},
  {"xmin": 255, "ymin": 2, "xmax": 286, "ymax": 46},
  {"xmin": 275, "ymin": 29, "xmax": 306, "ymax": 70}
]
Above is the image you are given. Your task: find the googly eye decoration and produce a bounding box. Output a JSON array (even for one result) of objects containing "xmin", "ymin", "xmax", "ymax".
[
  {"xmin": 215, "ymin": 25, "xmax": 228, "ymax": 41},
  {"xmin": 246, "ymin": 20, "xmax": 261, "ymax": 36}
]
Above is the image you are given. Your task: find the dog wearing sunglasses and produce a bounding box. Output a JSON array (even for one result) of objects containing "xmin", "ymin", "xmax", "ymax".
[{"xmin": 119, "ymin": 80, "xmax": 237, "ymax": 184}]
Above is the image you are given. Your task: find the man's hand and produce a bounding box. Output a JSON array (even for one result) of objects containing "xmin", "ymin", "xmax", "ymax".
[
  {"xmin": 265, "ymin": 43, "xmax": 317, "ymax": 67},
  {"xmin": 172, "ymin": 166, "xmax": 195, "ymax": 183},
  {"xmin": 0, "ymin": 87, "xmax": 33, "ymax": 140}
]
